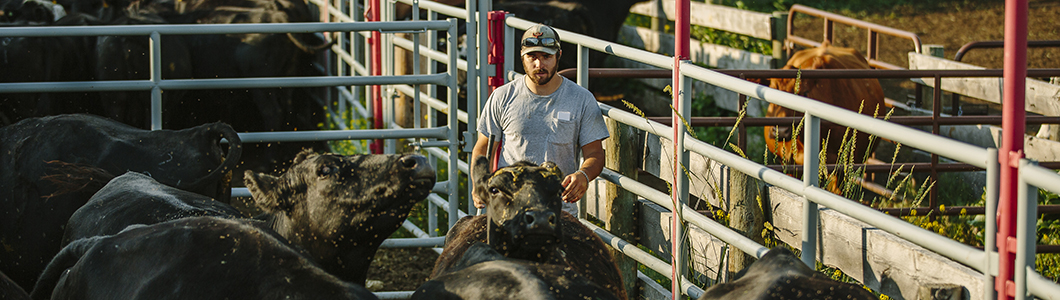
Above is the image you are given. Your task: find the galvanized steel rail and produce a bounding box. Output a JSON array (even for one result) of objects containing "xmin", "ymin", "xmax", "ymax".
[{"xmin": 498, "ymin": 9, "xmax": 1060, "ymax": 300}]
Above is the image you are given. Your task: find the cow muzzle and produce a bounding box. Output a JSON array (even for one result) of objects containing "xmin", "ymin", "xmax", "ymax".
[
  {"xmin": 770, "ymin": 126, "xmax": 793, "ymax": 142},
  {"xmin": 400, "ymin": 155, "xmax": 435, "ymax": 185},
  {"xmin": 523, "ymin": 209, "xmax": 557, "ymax": 234}
]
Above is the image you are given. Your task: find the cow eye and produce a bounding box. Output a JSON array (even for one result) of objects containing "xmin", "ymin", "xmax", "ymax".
[
  {"xmin": 489, "ymin": 187, "xmax": 499, "ymax": 194},
  {"xmin": 318, "ymin": 165, "xmax": 335, "ymax": 176}
]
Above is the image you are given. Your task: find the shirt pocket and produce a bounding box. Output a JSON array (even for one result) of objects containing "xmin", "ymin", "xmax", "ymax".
[{"xmin": 549, "ymin": 118, "xmax": 576, "ymax": 146}]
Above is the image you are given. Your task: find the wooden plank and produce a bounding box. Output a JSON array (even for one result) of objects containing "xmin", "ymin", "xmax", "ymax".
[
  {"xmin": 909, "ymin": 53, "xmax": 1060, "ymax": 116},
  {"xmin": 726, "ymin": 169, "xmax": 763, "ymax": 278},
  {"xmin": 604, "ymin": 118, "xmax": 641, "ymax": 298},
  {"xmin": 637, "ymin": 271, "xmax": 671, "ymax": 300},
  {"xmin": 614, "ymin": 25, "xmax": 772, "ymax": 118},
  {"xmin": 638, "ymin": 200, "xmax": 728, "ymax": 283},
  {"xmin": 584, "ymin": 136, "xmax": 992, "ymax": 300},
  {"xmin": 642, "ymin": 133, "xmax": 726, "ymax": 209},
  {"xmin": 619, "ymin": 25, "xmax": 774, "ymax": 70},
  {"xmin": 629, "ymin": 1, "xmax": 775, "ymax": 40},
  {"xmin": 767, "ymin": 187, "xmax": 987, "ymax": 300}
]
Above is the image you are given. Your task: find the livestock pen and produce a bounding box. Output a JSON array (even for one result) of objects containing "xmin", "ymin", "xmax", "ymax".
[{"xmin": 3, "ymin": 0, "xmax": 1060, "ymax": 299}]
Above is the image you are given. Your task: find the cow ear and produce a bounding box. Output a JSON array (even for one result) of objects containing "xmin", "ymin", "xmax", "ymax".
[
  {"xmin": 292, "ymin": 148, "xmax": 315, "ymax": 165},
  {"xmin": 472, "ymin": 155, "xmax": 492, "ymax": 200},
  {"xmin": 539, "ymin": 162, "xmax": 564, "ymax": 182},
  {"xmin": 244, "ymin": 170, "xmax": 289, "ymax": 211}
]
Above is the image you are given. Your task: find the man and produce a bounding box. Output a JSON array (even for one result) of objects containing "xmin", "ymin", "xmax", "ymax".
[{"xmin": 471, "ymin": 24, "xmax": 609, "ymax": 215}]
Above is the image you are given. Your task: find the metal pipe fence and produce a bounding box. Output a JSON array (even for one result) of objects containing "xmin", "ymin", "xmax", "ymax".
[
  {"xmin": 498, "ymin": 9, "xmax": 1060, "ymax": 300},
  {"xmin": 0, "ymin": 18, "xmax": 466, "ymax": 300},
  {"xmin": 7, "ymin": 0, "xmax": 1059, "ymax": 298}
]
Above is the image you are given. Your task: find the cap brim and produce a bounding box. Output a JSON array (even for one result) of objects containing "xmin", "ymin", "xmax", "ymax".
[{"xmin": 521, "ymin": 46, "xmax": 558, "ymax": 56}]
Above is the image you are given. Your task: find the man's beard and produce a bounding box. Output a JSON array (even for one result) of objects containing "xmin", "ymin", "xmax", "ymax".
[{"xmin": 528, "ymin": 65, "xmax": 558, "ymax": 85}]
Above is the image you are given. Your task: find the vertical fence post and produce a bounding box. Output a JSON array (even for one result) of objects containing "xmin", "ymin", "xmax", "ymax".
[
  {"xmin": 578, "ymin": 44, "xmax": 590, "ymax": 219},
  {"xmin": 727, "ymin": 169, "xmax": 763, "ymax": 278},
  {"xmin": 801, "ymin": 113, "xmax": 820, "ymax": 268},
  {"xmin": 369, "ymin": 0, "xmax": 383, "ymax": 153},
  {"xmin": 1014, "ymin": 159, "xmax": 1036, "ymax": 300},
  {"xmin": 412, "ymin": 0, "xmax": 421, "ymax": 133},
  {"xmin": 650, "ymin": 0, "xmax": 665, "ymax": 35},
  {"xmin": 447, "ymin": 18, "xmax": 460, "ymax": 228},
  {"xmin": 998, "ymin": 1, "xmax": 1027, "ymax": 298},
  {"xmin": 605, "ymin": 117, "xmax": 640, "ymax": 299},
  {"xmin": 770, "ymin": 12, "xmax": 788, "ymax": 70},
  {"xmin": 673, "ymin": 0, "xmax": 690, "ymax": 296},
  {"xmin": 985, "ymin": 148, "xmax": 999, "ymax": 300},
  {"xmin": 394, "ymin": 32, "xmax": 414, "ymax": 129},
  {"xmin": 149, "ymin": 31, "xmax": 162, "ymax": 130},
  {"xmin": 426, "ymin": 7, "xmax": 440, "ymax": 237},
  {"xmin": 465, "ymin": 0, "xmax": 480, "ymax": 216}
]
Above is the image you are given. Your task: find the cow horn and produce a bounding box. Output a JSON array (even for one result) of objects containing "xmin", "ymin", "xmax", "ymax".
[{"xmin": 286, "ymin": 32, "xmax": 336, "ymax": 54}]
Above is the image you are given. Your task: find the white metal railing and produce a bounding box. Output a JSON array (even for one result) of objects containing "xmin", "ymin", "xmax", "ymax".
[
  {"xmin": 8, "ymin": 0, "xmax": 1055, "ymax": 298},
  {"xmin": 0, "ymin": 18, "xmax": 465, "ymax": 300},
  {"xmin": 495, "ymin": 8, "xmax": 1060, "ymax": 300}
]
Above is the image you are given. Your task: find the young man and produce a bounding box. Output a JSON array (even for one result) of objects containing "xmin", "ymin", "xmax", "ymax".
[{"xmin": 471, "ymin": 24, "xmax": 609, "ymax": 215}]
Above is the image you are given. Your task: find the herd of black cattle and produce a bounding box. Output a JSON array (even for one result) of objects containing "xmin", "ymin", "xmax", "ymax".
[
  {"xmin": 0, "ymin": 0, "xmax": 330, "ymax": 130},
  {"xmin": 0, "ymin": 114, "xmax": 882, "ymax": 300},
  {"xmin": 0, "ymin": 0, "xmax": 890, "ymax": 297}
]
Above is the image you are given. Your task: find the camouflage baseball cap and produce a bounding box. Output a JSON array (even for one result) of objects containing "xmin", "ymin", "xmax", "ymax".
[{"xmin": 520, "ymin": 24, "xmax": 561, "ymax": 56}]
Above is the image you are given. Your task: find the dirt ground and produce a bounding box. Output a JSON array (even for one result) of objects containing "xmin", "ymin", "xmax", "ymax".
[
  {"xmin": 367, "ymin": 0, "xmax": 1060, "ymax": 292},
  {"xmin": 792, "ymin": 0, "xmax": 1060, "ymax": 70},
  {"xmin": 366, "ymin": 247, "xmax": 439, "ymax": 292}
]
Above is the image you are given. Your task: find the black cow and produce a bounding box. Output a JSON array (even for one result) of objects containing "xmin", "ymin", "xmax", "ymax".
[
  {"xmin": 696, "ymin": 247, "xmax": 877, "ymax": 300},
  {"xmin": 430, "ymin": 156, "xmax": 626, "ymax": 300},
  {"xmin": 0, "ymin": 114, "xmax": 241, "ymax": 291},
  {"xmin": 0, "ymin": 11, "xmax": 102, "ymax": 125},
  {"xmin": 0, "ymin": 271, "xmax": 29, "ymax": 300},
  {"xmin": 496, "ymin": 0, "xmax": 649, "ymax": 72},
  {"xmin": 91, "ymin": 4, "xmax": 194, "ymax": 129},
  {"xmin": 244, "ymin": 149, "xmax": 435, "ymax": 285},
  {"xmin": 149, "ymin": 0, "xmax": 329, "ymax": 127},
  {"xmin": 150, "ymin": 0, "xmax": 332, "ymax": 173},
  {"xmin": 55, "ymin": 148, "xmax": 435, "ymax": 287},
  {"xmin": 413, "ymin": 241, "xmax": 619, "ymax": 300},
  {"xmin": 31, "ymin": 217, "xmax": 380, "ymax": 300},
  {"xmin": 60, "ymin": 171, "xmax": 245, "ymax": 246}
]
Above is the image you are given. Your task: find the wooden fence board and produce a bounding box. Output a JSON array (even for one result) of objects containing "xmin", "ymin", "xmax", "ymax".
[
  {"xmin": 909, "ymin": 53, "xmax": 1060, "ymax": 116},
  {"xmin": 584, "ymin": 132, "xmax": 988, "ymax": 300},
  {"xmin": 614, "ymin": 25, "xmax": 772, "ymax": 117},
  {"xmin": 629, "ymin": 0, "xmax": 775, "ymax": 40},
  {"xmin": 767, "ymin": 187, "xmax": 986, "ymax": 300}
]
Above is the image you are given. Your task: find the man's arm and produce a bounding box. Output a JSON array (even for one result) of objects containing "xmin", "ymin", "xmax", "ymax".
[
  {"xmin": 470, "ymin": 133, "xmax": 491, "ymax": 208},
  {"xmin": 561, "ymin": 139, "xmax": 605, "ymax": 203}
]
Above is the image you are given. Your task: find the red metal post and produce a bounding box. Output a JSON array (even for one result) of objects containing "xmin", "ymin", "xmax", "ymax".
[
  {"xmin": 368, "ymin": 0, "xmax": 383, "ymax": 154},
  {"xmin": 672, "ymin": 0, "xmax": 690, "ymax": 298},
  {"xmin": 487, "ymin": 11, "xmax": 507, "ymax": 92},
  {"xmin": 997, "ymin": 0, "xmax": 1027, "ymax": 299}
]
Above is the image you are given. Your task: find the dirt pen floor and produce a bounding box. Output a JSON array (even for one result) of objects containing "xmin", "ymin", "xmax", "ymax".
[{"xmin": 367, "ymin": 0, "xmax": 1060, "ymax": 292}]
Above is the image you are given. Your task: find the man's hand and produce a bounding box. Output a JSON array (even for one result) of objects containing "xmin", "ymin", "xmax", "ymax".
[{"xmin": 561, "ymin": 170, "xmax": 589, "ymax": 203}]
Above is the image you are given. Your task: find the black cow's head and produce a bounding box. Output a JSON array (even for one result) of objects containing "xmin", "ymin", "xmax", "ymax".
[
  {"xmin": 472, "ymin": 156, "xmax": 564, "ymax": 259},
  {"xmin": 244, "ymin": 149, "xmax": 435, "ymax": 284}
]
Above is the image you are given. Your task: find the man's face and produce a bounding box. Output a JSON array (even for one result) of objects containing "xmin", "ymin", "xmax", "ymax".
[{"xmin": 522, "ymin": 51, "xmax": 559, "ymax": 86}]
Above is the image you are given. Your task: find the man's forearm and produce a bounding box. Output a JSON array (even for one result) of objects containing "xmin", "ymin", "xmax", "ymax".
[
  {"xmin": 578, "ymin": 139, "xmax": 606, "ymax": 180},
  {"xmin": 578, "ymin": 156, "xmax": 604, "ymax": 181}
]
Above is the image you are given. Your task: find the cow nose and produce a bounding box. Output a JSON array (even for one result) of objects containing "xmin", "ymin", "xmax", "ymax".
[
  {"xmin": 774, "ymin": 126, "xmax": 793, "ymax": 141},
  {"xmin": 524, "ymin": 210, "xmax": 557, "ymax": 233},
  {"xmin": 400, "ymin": 155, "xmax": 435, "ymax": 180}
]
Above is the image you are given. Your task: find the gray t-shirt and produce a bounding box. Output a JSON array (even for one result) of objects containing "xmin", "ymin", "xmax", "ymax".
[{"xmin": 478, "ymin": 74, "xmax": 610, "ymax": 179}]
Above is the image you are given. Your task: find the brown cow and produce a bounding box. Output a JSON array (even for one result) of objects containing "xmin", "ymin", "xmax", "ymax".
[{"xmin": 765, "ymin": 41, "xmax": 886, "ymax": 166}]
